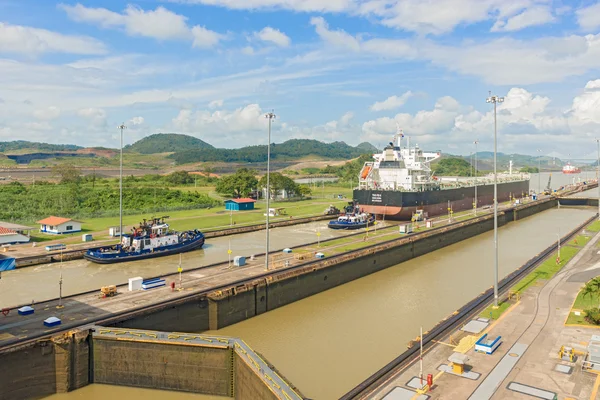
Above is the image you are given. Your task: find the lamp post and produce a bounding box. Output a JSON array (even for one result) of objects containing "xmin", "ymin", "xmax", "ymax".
[
  {"xmin": 474, "ymin": 140, "xmax": 479, "ymax": 215},
  {"xmin": 536, "ymin": 149, "xmax": 542, "ymax": 194},
  {"xmin": 265, "ymin": 111, "xmax": 276, "ymax": 271},
  {"xmin": 597, "ymin": 139, "xmax": 600, "ymax": 220},
  {"xmin": 118, "ymin": 123, "xmax": 127, "ymax": 241},
  {"xmin": 486, "ymin": 92, "xmax": 504, "ymax": 307}
]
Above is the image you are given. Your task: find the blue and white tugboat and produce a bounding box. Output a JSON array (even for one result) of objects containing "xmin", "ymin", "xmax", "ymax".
[
  {"xmin": 328, "ymin": 202, "xmax": 375, "ymax": 230},
  {"xmin": 84, "ymin": 216, "xmax": 205, "ymax": 264}
]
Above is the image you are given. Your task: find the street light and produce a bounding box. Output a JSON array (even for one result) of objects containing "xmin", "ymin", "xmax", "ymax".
[
  {"xmin": 265, "ymin": 111, "xmax": 276, "ymax": 271},
  {"xmin": 118, "ymin": 123, "xmax": 127, "ymax": 241},
  {"xmin": 596, "ymin": 139, "xmax": 600, "ymax": 220},
  {"xmin": 474, "ymin": 140, "xmax": 479, "ymax": 216},
  {"xmin": 486, "ymin": 92, "xmax": 504, "ymax": 308},
  {"xmin": 536, "ymin": 149, "xmax": 542, "ymax": 194}
]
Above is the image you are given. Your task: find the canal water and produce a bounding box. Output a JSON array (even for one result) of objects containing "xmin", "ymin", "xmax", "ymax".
[
  {"xmin": 44, "ymin": 384, "xmax": 228, "ymax": 399},
  {"xmin": 530, "ymin": 171, "xmax": 596, "ymax": 193},
  {"xmin": 39, "ymin": 206, "xmax": 594, "ymax": 400},
  {"xmin": 0, "ymin": 221, "xmax": 357, "ymax": 307},
  {"xmin": 209, "ymin": 207, "xmax": 595, "ymax": 399}
]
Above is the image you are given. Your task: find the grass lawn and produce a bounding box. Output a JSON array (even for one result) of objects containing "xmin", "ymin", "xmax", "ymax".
[
  {"xmin": 569, "ymin": 234, "xmax": 592, "ymax": 247},
  {"xmin": 565, "ymin": 312, "xmax": 588, "ymax": 325},
  {"xmin": 480, "ymin": 301, "xmax": 512, "ymax": 320},
  {"xmin": 512, "ymin": 246, "xmax": 580, "ymax": 294},
  {"xmin": 573, "ymin": 285, "xmax": 600, "ymax": 310},
  {"xmin": 587, "ymin": 221, "xmax": 600, "ymax": 232},
  {"xmin": 50, "ymin": 196, "xmax": 349, "ymax": 234}
]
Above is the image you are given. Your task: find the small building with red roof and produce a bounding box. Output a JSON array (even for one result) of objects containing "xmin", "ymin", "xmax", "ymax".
[
  {"xmin": 37, "ymin": 216, "xmax": 82, "ymax": 234},
  {"xmin": 224, "ymin": 198, "xmax": 256, "ymax": 211},
  {"xmin": 0, "ymin": 226, "xmax": 30, "ymax": 245}
]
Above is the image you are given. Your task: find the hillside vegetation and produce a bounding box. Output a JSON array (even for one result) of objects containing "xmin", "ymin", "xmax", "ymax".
[
  {"xmin": 124, "ymin": 133, "xmax": 214, "ymax": 154},
  {"xmin": 168, "ymin": 139, "xmax": 370, "ymax": 164},
  {"xmin": 0, "ymin": 140, "xmax": 81, "ymax": 153},
  {"xmin": 432, "ymin": 157, "xmax": 474, "ymax": 176}
]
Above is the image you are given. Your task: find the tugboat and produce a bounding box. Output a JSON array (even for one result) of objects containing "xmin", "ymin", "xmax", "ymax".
[
  {"xmin": 84, "ymin": 216, "xmax": 205, "ymax": 264},
  {"xmin": 328, "ymin": 202, "xmax": 375, "ymax": 230}
]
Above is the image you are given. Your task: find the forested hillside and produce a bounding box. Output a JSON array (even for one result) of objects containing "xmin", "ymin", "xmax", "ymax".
[
  {"xmin": 0, "ymin": 140, "xmax": 81, "ymax": 153},
  {"xmin": 168, "ymin": 139, "xmax": 371, "ymax": 164},
  {"xmin": 124, "ymin": 133, "xmax": 214, "ymax": 154}
]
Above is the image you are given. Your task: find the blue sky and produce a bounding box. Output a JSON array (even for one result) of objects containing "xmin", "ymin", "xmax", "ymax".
[{"xmin": 1, "ymin": 0, "xmax": 600, "ymax": 158}]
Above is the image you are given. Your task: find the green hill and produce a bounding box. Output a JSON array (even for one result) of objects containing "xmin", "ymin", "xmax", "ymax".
[
  {"xmin": 356, "ymin": 142, "xmax": 379, "ymax": 152},
  {"xmin": 168, "ymin": 139, "xmax": 371, "ymax": 164},
  {"xmin": 0, "ymin": 140, "xmax": 81, "ymax": 153},
  {"xmin": 124, "ymin": 133, "xmax": 214, "ymax": 154}
]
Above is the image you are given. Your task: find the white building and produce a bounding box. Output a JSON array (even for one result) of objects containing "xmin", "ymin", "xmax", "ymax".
[
  {"xmin": 0, "ymin": 221, "xmax": 32, "ymax": 245},
  {"xmin": 37, "ymin": 216, "xmax": 82, "ymax": 235},
  {"xmin": 0, "ymin": 227, "xmax": 30, "ymax": 245}
]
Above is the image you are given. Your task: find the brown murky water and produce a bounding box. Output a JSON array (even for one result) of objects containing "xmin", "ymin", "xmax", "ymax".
[
  {"xmin": 210, "ymin": 207, "xmax": 595, "ymax": 399},
  {"xmin": 44, "ymin": 384, "xmax": 229, "ymax": 399},
  {"xmin": 40, "ymin": 207, "xmax": 594, "ymax": 399},
  {"xmin": 1, "ymin": 221, "xmax": 357, "ymax": 307}
]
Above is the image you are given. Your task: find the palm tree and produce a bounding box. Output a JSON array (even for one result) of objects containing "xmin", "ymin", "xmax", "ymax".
[{"xmin": 582, "ymin": 277, "xmax": 600, "ymax": 309}]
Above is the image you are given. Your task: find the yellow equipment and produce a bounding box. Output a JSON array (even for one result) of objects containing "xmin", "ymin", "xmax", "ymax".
[
  {"xmin": 558, "ymin": 345, "xmax": 575, "ymax": 362},
  {"xmin": 100, "ymin": 285, "xmax": 117, "ymax": 298}
]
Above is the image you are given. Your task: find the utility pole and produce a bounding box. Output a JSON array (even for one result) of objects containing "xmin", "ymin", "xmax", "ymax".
[
  {"xmin": 178, "ymin": 253, "xmax": 183, "ymax": 291},
  {"xmin": 420, "ymin": 326, "xmax": 423, "ymax": 384},
  {"xmin": 118, "ymin": 123, "xmax": 127, "ymax": 241},
  {"xmin": 265, "ymin": 111, "xmax": 276, "ymax": 271},
  {"xmin": 57, "ymin": 247, "xmax": 64, "ymax": 309},
  {"xmin": 537, "ymin": 149, "xmax": 542, "ymax": 194},
  {"xmin": 486, "ymin": 92, "xmax": 504, "ymax": 308}
]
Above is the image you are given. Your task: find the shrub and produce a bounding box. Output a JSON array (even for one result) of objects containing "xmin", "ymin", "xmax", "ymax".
[{"xmin": 585, "ymin": 307, "xmax": 600, "ymax": 325}]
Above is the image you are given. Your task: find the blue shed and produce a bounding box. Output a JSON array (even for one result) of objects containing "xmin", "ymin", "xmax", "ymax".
[{"xmin": 225, "ymin": 198, "xmax": 256, "ymax": 211}]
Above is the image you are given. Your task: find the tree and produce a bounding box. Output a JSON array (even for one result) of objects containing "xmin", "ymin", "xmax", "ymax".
[
  {"xmin": 215, "ymin": 168, "xmax": 258, "ymax": 197},
  {"xmin": 298, "ymin": 184, "xmax": 312, "ymax": 198},
  {"xmin": 520, "ymin": 166, "xmax": 539, "ymax": 173},
  {"xmin": 259, "ymin": 172, "xmax": 299, "ymax": 199},
  {"xmin": 582, "ymin": 277, "xmax": 600, "ymax": 309},
  {"xmin": 165, "ymin": 171, "xmax": 194, "ymax": 185},
  {"xmin": 431, "ymin": 158, "xmax": 473, "ymax": 177},
  {"xmin": 51, "ymin": 163, "xmax": 81, "ymax": 184}
]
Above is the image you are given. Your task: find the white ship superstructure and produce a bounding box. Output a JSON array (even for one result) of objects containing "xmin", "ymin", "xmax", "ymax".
[{"xmin": 359, "ymin": 129, "xmax": 441, "ymax": 191}]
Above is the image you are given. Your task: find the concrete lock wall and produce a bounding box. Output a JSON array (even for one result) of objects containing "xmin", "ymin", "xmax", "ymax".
[
  {"xmin": 110, "ymin": 297, "xmax": 210, "ymax": 333},
  {"xmin": 234, "ymin": 351, "xmax": 279, "ymax": 400},
  {"xmin": 0, "ymin": 331, "xmax": 90, "ymax": 400},
  {"xmin": 93, "ymin": 338, "xmax": 232, "ymax": 396}
]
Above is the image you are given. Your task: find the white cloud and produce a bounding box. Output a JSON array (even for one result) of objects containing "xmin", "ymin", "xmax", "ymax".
[
  {"xmin": 173, "ymin": 0, "xmax": 353, "ymax": 12},
  {"xmin": 310, "ymin": 17, "xmax": 360, "ymax": 51},
  {"xmin": 361, "ymin": 81, "xmax": 600, "ymax": 155},
  {"xmin": 311, "ymin": 17, "xmax": 600, "ymax": 85},
  {"xmin": 130, "ymin": 116, "xmax": 144, "ymax": 125},
  {"xmin": 33, "ymin": 106, "xmax": 61, "ymax": 120},
  {"xmin": 60, "ymin": 3, "xmax": 223, "ymax": 47},
  {"xmin": 492, "ymin": 6, "xmax": 555, "ymax": 32},
  {"xmin": 0, "ymin": 22, "xmax": 107, "ymax": 56},
  {"xmin": 241, "ymin": 46, "xmax": 255, "ymax": 55},
  {"xmin": 576, "ymin": 2, "xmax": 600, "ymax": 32},
  {"xmin": 78, "ymin": 107, "xmax": 107, "ymax": 128},
  {"xmin": 208, "ymin": 99, "xmax": 224, "ymax": 108},
  {"xmin": 172, "ymin": 104, "xmax": 269, "ymax": 140},
  {"xmin": 370, "ymin": 91, "xmax": 413, "ymax": 111},
  {"xmin": 254, "ymin": 27, "xmax": 291, "ymax": 47}
]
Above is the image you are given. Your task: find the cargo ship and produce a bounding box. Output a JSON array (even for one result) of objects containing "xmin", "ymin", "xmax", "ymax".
[
  {"xmin": 562, "ymin": 163, "xmax": 581, "ymax": 174},
  {"xmin": 84, "ymin": 216, "xmax": 205, "ymax": 264},
  {"xmin": 353, "ymin": 130, "xmax": 530, "ymax": 220}
]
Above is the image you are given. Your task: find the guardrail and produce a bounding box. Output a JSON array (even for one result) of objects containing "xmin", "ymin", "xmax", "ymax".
[{"xmin": 339, "ymin": 213, "xmax": 598, "ymax": 400}]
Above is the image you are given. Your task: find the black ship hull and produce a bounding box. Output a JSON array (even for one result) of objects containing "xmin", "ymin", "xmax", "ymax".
[{"xmin": 353, "ymin": 180, "xmax": 530, "ymax": 220}]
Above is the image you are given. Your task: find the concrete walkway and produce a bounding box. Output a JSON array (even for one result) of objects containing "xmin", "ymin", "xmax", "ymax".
[{"xmin": 367, "ymin": 226, "xmax": 600, "ymax": 400}]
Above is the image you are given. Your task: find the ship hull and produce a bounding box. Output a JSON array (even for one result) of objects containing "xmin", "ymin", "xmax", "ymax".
[
  {"xmin": 353, "ymin": 180, "xmax": 530, "ymax": 220},
  {"xmin": 84, "ymin": 234, "xmax": 205, "ymax": 264}
]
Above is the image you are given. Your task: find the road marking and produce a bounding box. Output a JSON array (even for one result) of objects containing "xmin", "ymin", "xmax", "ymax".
[{"xmin": 590, "ymin": 373, "xmax": 600, "ymax": 400}]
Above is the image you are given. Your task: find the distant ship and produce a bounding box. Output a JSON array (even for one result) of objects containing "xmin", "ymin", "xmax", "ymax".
[
  {"xmin": 84, "ymin": 216, "xmax": 205, "ymax": 264},
  {"xmin": 353, "ymin": 128, "xmax": 530, "ymax": 220},
  {"xmin": 562, "ymin": 163, "xmax": 581, "ymax": 174}
]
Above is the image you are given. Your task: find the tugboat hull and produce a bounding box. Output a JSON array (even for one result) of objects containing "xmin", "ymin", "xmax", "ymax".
[{"xmin": 84, "ymin": 234, "xmax": 205, "ymax": 264}]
